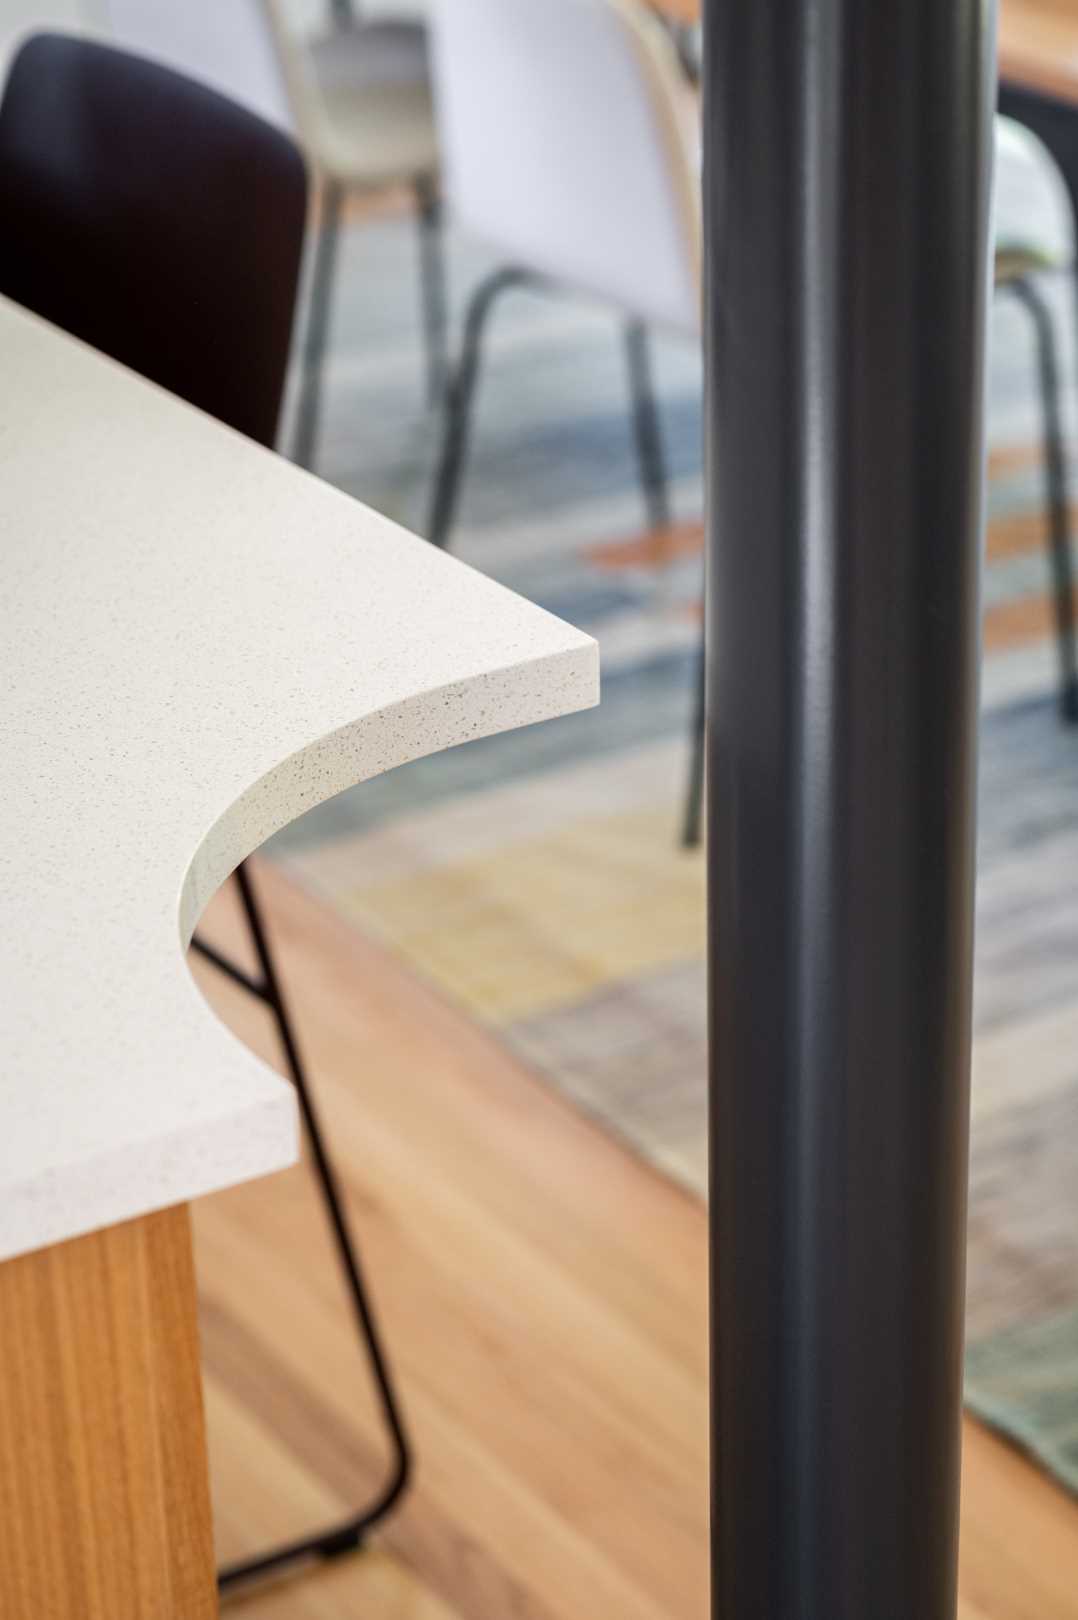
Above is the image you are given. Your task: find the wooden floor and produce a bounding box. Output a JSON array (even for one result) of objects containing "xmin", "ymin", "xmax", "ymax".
[{"xmin": 193, "ymin": 861, "xmax": 1078, "ymax": 1620}]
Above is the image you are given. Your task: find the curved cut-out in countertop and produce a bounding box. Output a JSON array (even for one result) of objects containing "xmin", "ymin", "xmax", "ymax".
[{"xmin": 0, "ymin": 297, "xmax": 598, "ymax": 1263}]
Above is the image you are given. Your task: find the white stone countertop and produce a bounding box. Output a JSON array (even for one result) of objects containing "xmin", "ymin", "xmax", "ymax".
[{"xmin": 0, "ymin": 296, "xmax": 598, "ymax": 1262}]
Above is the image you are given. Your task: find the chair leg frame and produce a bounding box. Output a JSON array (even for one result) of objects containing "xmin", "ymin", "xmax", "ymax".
[
  {"xmin": 427, "ymin": 265, "xmax": 535, "ymax": 548},
  {"xmin": 192, "ymin": 859, "xmax": 412, "ymax": 1595},
  {"xmin": 624, "ymin": 317, "xmax": 673, "ymax": 532},
  {"xmin": 414, "ymin": 173, "xmax": 449, "ymax": 407},
  {"xmin": 428, "ymin": 270, "xmax": 675, "ymax": 551},
  {"xmin": 1002, "ymin": 274, "xmax": 1078, "ymax": 722},
  {"xmin": 682, "ymin": 650, "xmax": 706, "ymax": 850},
  {"xmin": 999, "ymin": 83, "xmax": 1078, "ymax": 717},
  {"xmin": 293, "ymin": 172, "xmax": 449, "ymax": 467},
  {"xmin": 292, "ymin": 178, "xmax": 344, "ymax": 473}
]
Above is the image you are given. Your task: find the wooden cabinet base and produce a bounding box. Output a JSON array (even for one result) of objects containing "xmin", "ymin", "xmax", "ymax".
[{"xmin": 0, "ymin": 1206, "xmax": 218, "ymax": 1619}]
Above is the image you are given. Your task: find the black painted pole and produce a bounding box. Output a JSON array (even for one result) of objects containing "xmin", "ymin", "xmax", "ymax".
[{"xmin": 705, "ymin": 4, "xmax": 995, "ymax": 1618}]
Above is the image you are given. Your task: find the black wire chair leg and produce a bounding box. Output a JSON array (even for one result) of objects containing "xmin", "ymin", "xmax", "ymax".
[
  {"xmin": 624, "ymin": 318, "xmax": 672, "ymax": 532},
  {"xmin": 414, "ymin": 174, "xmax": 449, "ymax": 407},
  {"xmin": 682, "ymin": 642, "xmax": 706, "ymax": 849},
  {"xmin": 427, "ymin": 266, "xmax": 532, "ymax": 549},
  {"xmin": 192, "ymin": 859, "xmax": 412, "ymax": 1595},
  {"xmin": 292, "ymin": 179, "xmax": 343, "ymax": 473},
  {"xmin": 1003, "ymin": 274, "xmax": 1078, "ymax": 723}
]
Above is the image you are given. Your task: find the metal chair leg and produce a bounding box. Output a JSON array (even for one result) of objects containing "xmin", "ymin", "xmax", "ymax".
[
  {"xmin": 682, "ymin": 644, "xmax": 706, "ymax": 849},
  {"xmin": 414, "ymin": 174, "xmax": 449, "ymax": 407},
  {"xmin": 429, "ymin": 281, "xmax": 674, "ymax": 550},
  {"xmin": 624, "ymin": 318, "xmax": 672, "ymax": 532},
  {"xmin": 1003, "ymin": 275, "xmax": 1078, "ymax": 723},
  {"xmin": 427, "ymin": 266, "xmax": 531, "ymax": 549},
  {"xmin": 191, "ymin": 858, "xmax": 412, "ymax": 1594},
  {"xmin": 292, "ymin": 179, "xmax": 344, "ymax": 473}
]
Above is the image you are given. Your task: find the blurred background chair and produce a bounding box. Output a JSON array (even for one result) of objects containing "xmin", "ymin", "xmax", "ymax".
[
  {"xmin": 426, "ymin": 0, "xmax": 699, "ymax": 552},
  {"xmin": 994, "ymin": 116, "xmax": 1078, "ymax": 733},
  {"xmin": 104, "ymin": 0, "xmax": 444, "ymax": 472},
  {"xmin": 427, "ymin": 0, "xmax": 1077, "ymax": 851},
  {"xmin": 0, "ymin": 30, "xmax": 411, "ymax": 1593}
]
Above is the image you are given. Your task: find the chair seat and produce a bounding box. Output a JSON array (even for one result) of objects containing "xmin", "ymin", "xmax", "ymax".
[
  {"xmin": 308, "ymin": 18, "xmax": 431, "ymax": 92},
  {"xmin": 305, "ymin": 19, "xmax": 438, "ymax": 188},
  {"xmin": 995, "ymin": 114, "xmax": 1072, "ymax": 271}
]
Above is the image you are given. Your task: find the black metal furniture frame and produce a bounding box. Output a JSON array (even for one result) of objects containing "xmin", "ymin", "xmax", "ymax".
[
  {"xmin": 427, "ymin": 267, "xmax": 672, "ymax": 549},
  {"xmin": 192, "ymin": 864, "xmax": 411, "ymax": 1594},
  {"xmin": 705, "ymin": 0, "xmax": 993, "ymax": 1614}
]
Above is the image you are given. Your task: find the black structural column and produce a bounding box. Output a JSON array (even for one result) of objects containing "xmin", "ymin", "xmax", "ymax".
[{"xmin": 704, "ymin": 4, "xmax": 995, "ymax": 1619}]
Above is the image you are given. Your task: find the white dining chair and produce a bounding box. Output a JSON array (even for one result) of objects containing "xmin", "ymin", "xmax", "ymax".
[
  {"xmin": 104, "ymin": 0, "xmax": 445, "ymax": 469},
  {"xmin": 426, "ymin": 0, "xmax": 699, "ymax": 548}
]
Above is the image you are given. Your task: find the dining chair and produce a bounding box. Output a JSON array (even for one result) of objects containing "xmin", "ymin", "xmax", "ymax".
[
  {"xmin": 104, "ymin": 0, "xmax": 445, "ymax": 471},
  {"xmin": 0, "ymin": 31, "xmax": 411, "ymax": 1594},
  {"xmin": 426, "ymin": 0, "xmax": 699, "ymax": 549},
  {"xmin": 428, "ymin": 0, "xmax": 1077, "ymax": 850}
]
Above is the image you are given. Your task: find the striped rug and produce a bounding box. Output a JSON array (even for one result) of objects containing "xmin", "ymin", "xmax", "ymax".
[{"xmin": 269, "ymin": 138, "xmax": 1078, "ymax": 1495}]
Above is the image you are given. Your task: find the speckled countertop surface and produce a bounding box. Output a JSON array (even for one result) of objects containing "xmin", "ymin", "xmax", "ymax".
[{"xmin": 0, "ymin": 297, "xmax": 598, "ymax": 1263}]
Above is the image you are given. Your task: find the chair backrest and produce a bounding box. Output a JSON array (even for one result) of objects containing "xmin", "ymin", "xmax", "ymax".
[
  {"xmin": 429, "ymin": 0, "xmax": 699, "ymax": 334},
  {"xmin": 0, "ymin": 33, "xmax": 307, "ymax": 448},
  {"xmin": 102, "ymin": 0, "xmax": 296, "ymax": 135}
]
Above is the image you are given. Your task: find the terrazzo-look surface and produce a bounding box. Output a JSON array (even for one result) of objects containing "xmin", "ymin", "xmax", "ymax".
[{"xmin": 0, "ymin": 297, "xmax": 597, "ymax": 1263}]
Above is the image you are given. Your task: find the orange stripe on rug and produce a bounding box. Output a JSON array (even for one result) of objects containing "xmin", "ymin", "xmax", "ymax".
[
  {"xmin": 987, "ymin": 442, "xmax": 1045, "ymax": 479},
  {"xmin": 987, "ymin": 506, "xmax": 1078, "ymax": 563},
  {"xmin": 586, "ymin": 520, "xmax": 703, "ymax": 571},
  {"xmin": 585, "ymin": 498, "xmax": 1074, "ymax": 572},
  {"xmin": 984, "ymin": 585, "xmax": 1078, "ymax": 652}
]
